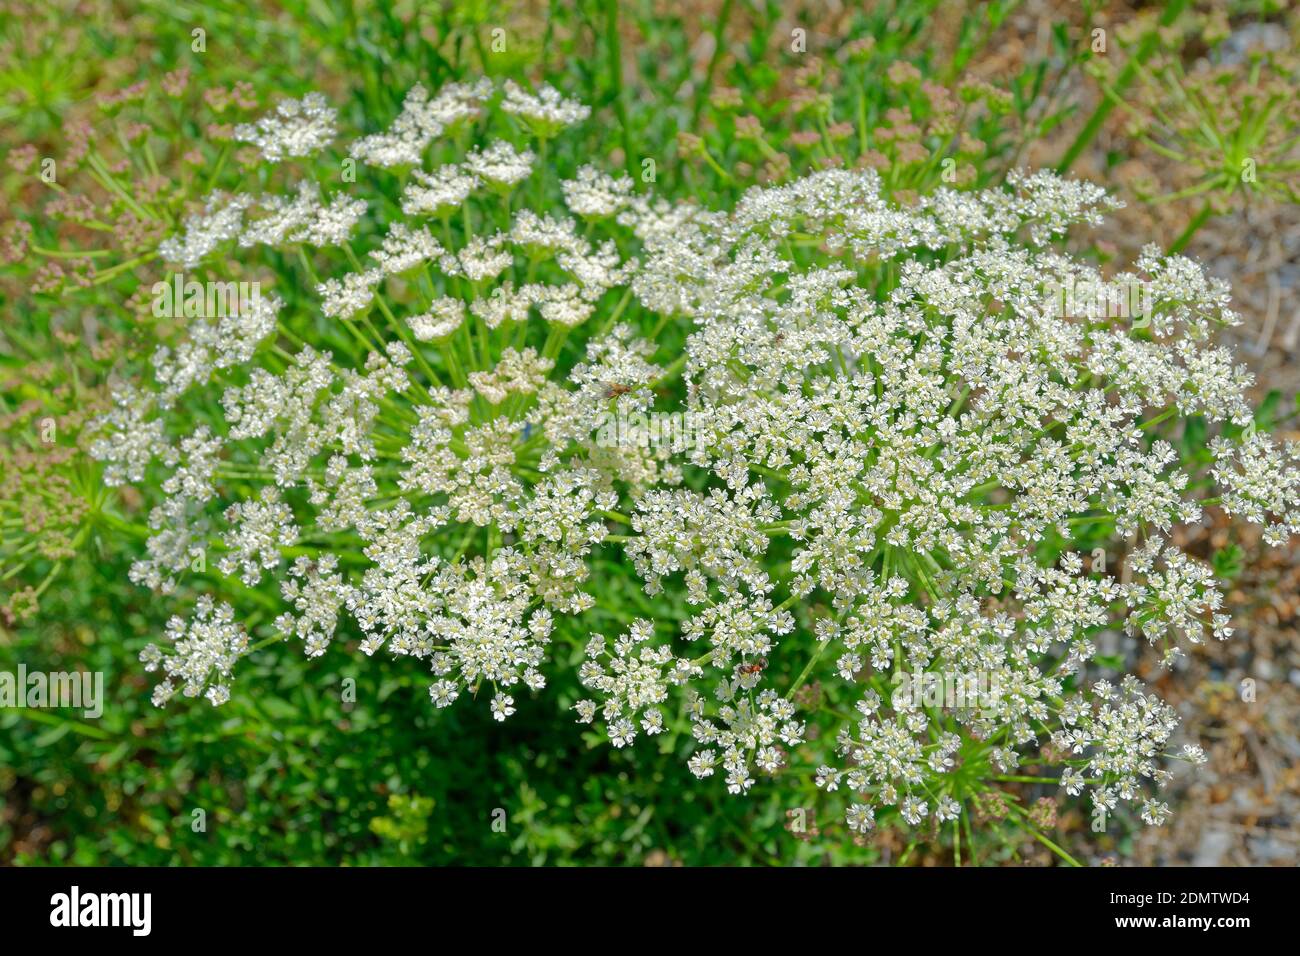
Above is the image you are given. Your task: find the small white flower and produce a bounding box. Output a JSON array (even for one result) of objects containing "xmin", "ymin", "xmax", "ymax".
[{"xmin": 491, "ymin": 694, "xmax": 516, "ymax": 722}]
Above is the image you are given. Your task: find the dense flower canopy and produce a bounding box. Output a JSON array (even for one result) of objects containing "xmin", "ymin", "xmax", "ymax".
[
  {"xmin": 90, "ymin": 79, "xmax": 1300, "ymax": 836},
  {"xmin": 614, "ymin": 164, "xmax": 1300, "ymax": 823}
]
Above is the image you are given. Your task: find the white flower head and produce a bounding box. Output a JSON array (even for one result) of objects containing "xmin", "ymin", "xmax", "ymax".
[
  {"xmin": 501, "ymin": 80, "xmax": 591, "ymax": 136},
  {"xmin": 466, "ymin": 140, "xmax": 534, "ymax": 189},
  {"xmin": 234, "ymin": 92, "xmax": 337, "ymax": 163}
]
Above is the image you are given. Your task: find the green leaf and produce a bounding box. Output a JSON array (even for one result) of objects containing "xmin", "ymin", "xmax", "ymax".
[
  {"xmin": 1256, "ymin": 389, "xmax": 1282, "ymax": 430},
  {"xmin": 1212, "ymin": 544, "xmax": 1245, "ymax": 580}
]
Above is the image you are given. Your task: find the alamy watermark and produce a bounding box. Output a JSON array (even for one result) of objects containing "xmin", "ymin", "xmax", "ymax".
[
  {"xmin": 50, "ymin": 886, "xmax": 151, "ymax": 936},
  {"xmin": 891, "ymin": 669, "xmax": 1004, "ymax": 717},
  {"xmin": 151, "ymin": 272, "xmax": 262, "ymax": 318},
  {"xmin": 1045, "ymin": 277, "xmax": 1152, "ymax": 321},
  {"xmin": 594, "ymin": 409, "xmax": 706, "ymax": 452},
  {"xmin": 1, "ymin": 664, "xmax": 103, "ymax": 718}
]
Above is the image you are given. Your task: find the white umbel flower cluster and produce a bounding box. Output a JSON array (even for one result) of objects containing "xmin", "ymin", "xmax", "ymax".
[
  {"xmin": 349, "ymin": 80, "xmax": 493, "ymax": 168},
  {"xmin": 94, "ymin": 79, "xmax": 666, "ymax": 714},
  {"xmin": 139, "ymin": 595, "xmax": 249, "ymax": 707},
  {"xmin": 501, "ymin": 80, "xmax": 591, "ymax": 136},
  {"xmin": 94, "ymin": 78, "xmax": 1297, "ymax": 837},
  {"xmin": 234, "ymin": 92, "xmax": 337, "ymax": 163},
  {"xmin": 606, "ymin": 165, "xmax": 1293, "ymax": 827}
]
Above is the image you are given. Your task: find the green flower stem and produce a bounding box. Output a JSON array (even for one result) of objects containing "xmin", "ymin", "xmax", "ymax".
[
  {"xmin": 698, "ymin": 145, "xmax": 733, "ymax": 183},
  {"xmin": 962, "ymin": 808, "xmax": 979, "ymax": 866},
  {"xmin": 1138, "ymin": 407, "xmax": 1177, "ymax": 431},
  {"xmin": 1168, "ymin": 202, "xmax": 1213, "ymax": 255},
  {"xmin": 787, "ymin": 634, "xmax": 832, "ymax": 701},
  {"xmin": 85, "ymin": 151, "xmax": 155, "ymax": 222},
  {"xmin": 30, "ymin": 245, "xmax": 113, "ymax": 259},
  {"xmin": 691, "ymin": 0, "xmax": 734, "ymax": 127},
  {"xmin": 343, "ymin": 243, "xmax": 444, "ymax": 395},
  {"xmin": 1004, "ymin": 802, "xmax": 1081, "ymax": 867},
  {"xmin": 602, "ymin": 0, "xmax": 635, "ymax": 179},
  {"xmin": 596, "ymin": 286, "xmax": 635, "ymax": 339},
  {"xmin": 650, "ymin": 352, "xmax": 688, "ymax": 388},
  {"xmin": 1055, "ymin": 0, "xmax": 1189, "ymax": 174},
  {"xmin": 88, "ymin": 253, "xmax": 158, "ymax": 286}
]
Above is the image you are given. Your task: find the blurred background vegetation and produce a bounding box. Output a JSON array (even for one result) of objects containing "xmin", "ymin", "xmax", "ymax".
[{"xmin": 2, "ymin": 0, "xmax": 1297, "ymax": 865}]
